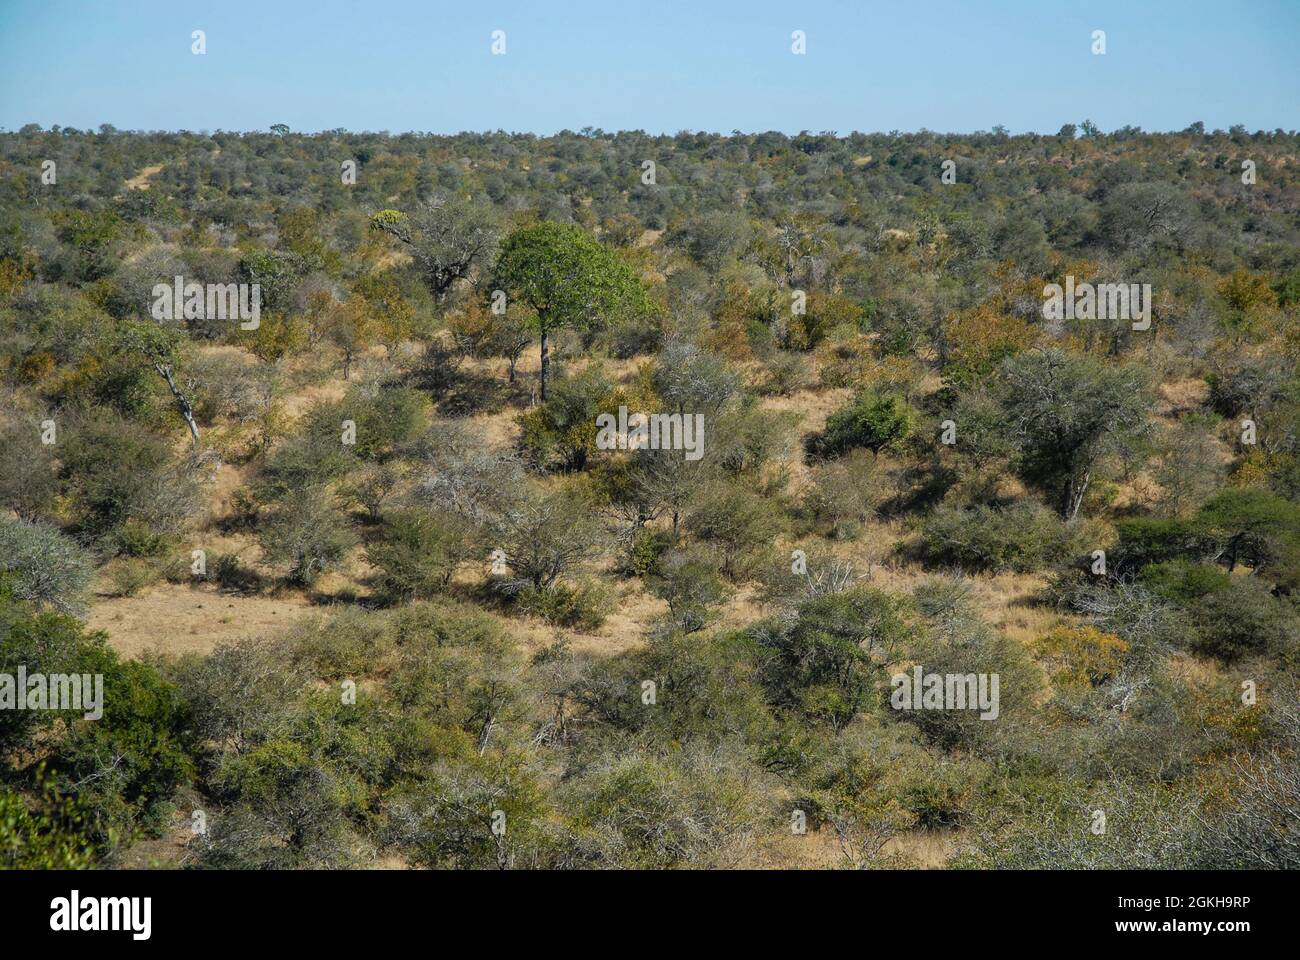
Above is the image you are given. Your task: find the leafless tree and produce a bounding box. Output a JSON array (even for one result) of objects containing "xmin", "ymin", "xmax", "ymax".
[{"xmin": 370, "ymin": 194, "xmax": 501, "ymax": 303}]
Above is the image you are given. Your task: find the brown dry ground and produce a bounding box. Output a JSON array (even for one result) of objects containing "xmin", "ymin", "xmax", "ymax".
[
  {"xmin": 123, "ymin": 163, "xmax": 164, "ymax": 191},
  {"xmin": 88, "ymin": 583, "xmax": 312, "ymax": 659}
]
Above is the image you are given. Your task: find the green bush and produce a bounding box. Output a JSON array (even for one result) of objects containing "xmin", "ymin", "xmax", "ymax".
[
  {"xmin": 366, "ymin": 508, "xmax": 477, "ymax": 600},
  {"xmin": 257, "ymin": 493, "xmax": 358, "ymax": 586},
  {"xmin": 811, "ymin": 391, "xmax": 912, "ymax": 459},
  {"xmin": 751, "ymin": 587, "xmax": 908, "ymax": 729},
  {"xmin": 647, "ymin": 547, "xmax": 727, "ymax": 634},
  {"xmin": 918, "ymin": 501, "xmax": 1077, "ymax": 572},
  {"xmin": 896, "ymin": 580, "xmax": 1041, "ymax": 749},
  {"xmin": 563, "ymin": 750, "xmax": 761, "ymax": 868},
  {"xmin": 515, "ymin": 579, "xmax": 611, "ymax": 630},
  {"xmin": 286, "ymin": 607, "xmax": 395, "ymax": 680},
  {"xmin": 210, "ymin": 552, "xmax": 262, "ymax": 592},
  {"xmin": 1113, "ymin": 516, "xmax": 1201, "ymax": 572},
  {"xmin": 114, "ymin": 520, "xmax": 170, "ymax": 558},
  {"xmin": 1194, "ymin": 488, "xmax": 1300, "ymax": 592},
  {"xmin": 904, "ymin": 778, "xmax": 970, "ymax": 830},
  {"xmin": 387, "ymin": 599, "xmax": 511, "ymax": 653},
  {"xmin": 0, "ymin": 597, "xmax": 195, "ymax": 856},
  {"xmin": 804, "ymin": 451, "xmax": 878, "ymax": 539},
  {"xmin": 491, "ymin": 485, "xmax": 606, "ymax": 591},
  {"xmin": 103, "ymin": 557, "xmax": 161, "ymax": 598},
  {"xmin": 518, "ymin": 369, "xmax": 610, "ymax": 471},
  {"xmin": 685, "ymin": 481, "xmax": 784, "ymax": 579},
  {"xmin": 0, "ymin": 517, "xmax": 95, "ymax": 616},
  {"xmin": 0, "ymin": 785, "xmax": 96, "ymax": 869},
  {"xmin": 626, "ymin": 526, "xmax": 676, "ymax": 579},
  {"xmin": 1140, "ymin": 559, "xmax": 1232, "ymax": 602},
  {"xmin": 1191, "ymin": 576, "xmax": 1298, "ymax": 661},
  {"xmin": 0, "ymin": 420, "xmax": 59, "ymax": 521},
  {"xmin": 251, "ymin": 437, "xmax": 352, "ymax": 504},
  {"xmin": 303, "ymin": 383, "xmax": 429, "ymax": 462},
  {"xmin": 1118, "ymin": 489, "xmax": 1300, "ymax": 591},
  {"xmin": 58, "ymin": 410, "xmax": 200, "ymax": 547}
]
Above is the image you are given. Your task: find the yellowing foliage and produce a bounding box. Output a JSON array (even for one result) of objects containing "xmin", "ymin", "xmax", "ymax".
[
  {"xmin": 1035, "ymin": 626, "xmax": 1129, "ymax": 691},
  {"xmin": 942, "ymin": 304, "xmax": 1038, "ymax": 384}
]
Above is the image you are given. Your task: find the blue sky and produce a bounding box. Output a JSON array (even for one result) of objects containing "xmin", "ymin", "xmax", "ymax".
[{"xmin": 1, "ymin": 0, "xmax": 1296, "ymax": 135}]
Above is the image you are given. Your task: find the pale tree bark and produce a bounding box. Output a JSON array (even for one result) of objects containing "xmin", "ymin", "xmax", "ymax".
[
  {"xmin": 156, "ymin": 362, "xmax": 200, "ymax": 448},
  {"xmin": 1064, "ymin": 470, "xmax": 1091, "ymax": 521}
]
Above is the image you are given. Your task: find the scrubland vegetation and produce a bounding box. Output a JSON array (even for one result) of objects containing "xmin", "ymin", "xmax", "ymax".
[{"xmin": 1, "ymin": 123, "xmax": 1298, "ymax": 869}]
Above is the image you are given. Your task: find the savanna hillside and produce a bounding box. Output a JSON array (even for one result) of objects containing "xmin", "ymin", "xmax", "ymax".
[{"xmin": 1, "ymin": 124, "xmax": 1298, "ymax": 869}]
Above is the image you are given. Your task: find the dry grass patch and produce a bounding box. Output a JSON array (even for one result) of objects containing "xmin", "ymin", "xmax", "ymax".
[{"xmin": 88, "ymin": 581, "xmax": 314, "ymax": 659}]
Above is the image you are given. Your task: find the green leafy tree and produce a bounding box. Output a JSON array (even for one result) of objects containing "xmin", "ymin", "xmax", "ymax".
[{"xmin": 493, "ymin": 222, "xmax": 650, "ymax": 400}]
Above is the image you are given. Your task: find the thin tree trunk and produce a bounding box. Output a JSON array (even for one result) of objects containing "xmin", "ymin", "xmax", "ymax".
[
  {"xmin": 157, "ymin": 363, "xmax": 200, "ymax": 448},
  {"xmin": 1064, "ymin": 470, "xmax": 1091, "ymax": 521},
  {"xmin": 539, "ymin": 329, "xmax": 550, "ymax": 401}
]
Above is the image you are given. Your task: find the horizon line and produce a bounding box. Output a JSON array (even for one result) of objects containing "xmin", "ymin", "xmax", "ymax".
[{"xmin": 6, "ymin": 123, "xmax": 1299, "ymax": 138}]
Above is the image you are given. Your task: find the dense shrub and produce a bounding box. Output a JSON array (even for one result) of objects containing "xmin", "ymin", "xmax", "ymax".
[
  {"xmin": 366, "ymin": 508, "xmax": 478, "ymax": 600},
  {"xmin": 810, "ymin": 392, "xmax": 912, "ymax": 459},
  {"xmin": 646, "ymin": 547, "xmax": 727, "ymax": 634},
  {"xmin": 1190, "ymin": 577, "xmax": 1297, "ymax": 661},
  {"xmin": 751, "ymin": 587, "xmax": 908, "ymax": 729},
  {"xmin": 514, "ymin": 579, "xmax": 611, "ymax": 630},
  {"xmin": 517, "ymin": 368, "xmax": 609, "ymax": 471},
  {"xmin": 0, "ymin": 517, "xmax": 95, "ymax": 615},
  {"xmin": 685, "ymin": 481, "xmax": 785, "ymax": 579},
  {"xmin": 257, "ymin": 493, "xmax": 358, "ymax": 586},
  {"xmin": 0, "ymin": 419, "xmax": 59, "ymax": 521},
  {"xmin": 896, "ymin": 580, "xmax": 1041, "ymax": 749},
  {"xmin": 302, "ymin": 384, "xmax": 429, "ymax": 462},
  {"xmin": 58, "ymin": 410, "xmax": 202, "ymax": 547},
  {"xmin": 803, "ymin": 451, "xmax": 878, "ymax": 539},
  {"xmin": 0, "ymin": 597, "xmax": 194, "ymax": 855},
  {"xmin": 209, "ymin": 552, "xmax": 262, "ymax": 593},
  {"xmin": 918, "ymin": 501, "xmax": 1078, "ymax": 572}
]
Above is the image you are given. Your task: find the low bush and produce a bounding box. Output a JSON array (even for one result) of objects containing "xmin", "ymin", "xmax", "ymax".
[
  {"xmin": 809, "ymin": 391, "xmax": 912, "ymax": 460},
  {"xmin": 515, "ymin": 579, "xmax": 611, "ymax": 630},
  {"xmin": 0, "ymin": 517, "xmax": 95, "ymax": 615},
  {"xmin": 366, "ymin": 508, "xmax": 477, "ymax": 600},
  {"xmin": 918, "ymin": 501, "xmax": 1078, "ymax": 572}
]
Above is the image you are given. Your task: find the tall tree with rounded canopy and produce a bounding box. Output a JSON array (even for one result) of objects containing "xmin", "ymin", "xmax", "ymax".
[{"xmin": 493, "ymin": 222, "xmax": 650, "ymax": 400}]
